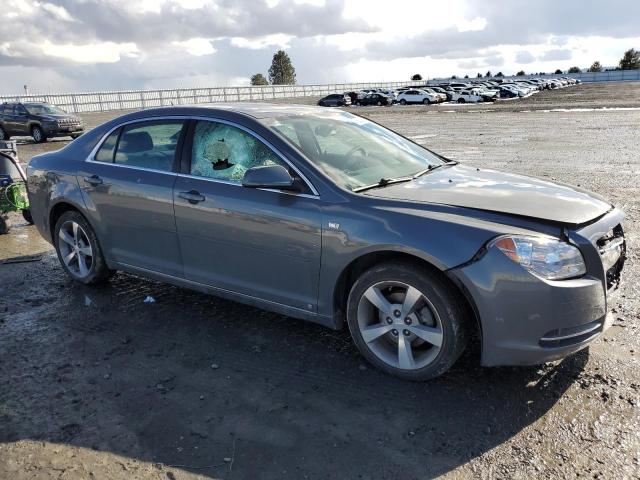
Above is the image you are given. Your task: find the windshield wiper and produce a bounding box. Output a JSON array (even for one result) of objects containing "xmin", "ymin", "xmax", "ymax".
[
  {"xmin": 352, "ymin": 176, "xmax": 413, "ymax": 193},
  {"xmin": 413, "ymin": 161, "xmax": 459, "ymax": 179}
]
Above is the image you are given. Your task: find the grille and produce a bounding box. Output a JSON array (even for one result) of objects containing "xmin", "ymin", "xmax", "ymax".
[{"xmin": 596, "ymin": 224, "xmax": 626, "ymax": 291}]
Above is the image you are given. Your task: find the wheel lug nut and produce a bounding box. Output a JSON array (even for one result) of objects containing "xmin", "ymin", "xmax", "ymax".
[
  {"xmin": 404, "ymin": 317, "xmax": 412, "ymax": 325},
  {"xmin": 403, "ymin": 329, "xmax": 410, "ymax": 336},
  {"xmin": 386, "ymin": 317, "xmax": 393, "ymax": 324},
  {"xmin": 394, "ymin": 310, "xmax": 401, "ymax": 317},
  {"xmin": 391, "ymin": 329, "xmax": 398, "ymax": 336}
]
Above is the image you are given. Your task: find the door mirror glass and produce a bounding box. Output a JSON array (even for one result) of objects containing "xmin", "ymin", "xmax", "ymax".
[{"xmin": 242, "ymin": 165, "xmax": 298, "ymax": 191}]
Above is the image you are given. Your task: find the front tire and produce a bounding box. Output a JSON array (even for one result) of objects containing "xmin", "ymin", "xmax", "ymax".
[
  {"xmin": 54, "ymin": 211, "xmax": 111, "ymax": 284},
  {"xmin": 32, "ymin": 125, "xmax": 46, "ymax": 143},
  {"xmin": 399, "ymin": 99, "xmax": 407, "ymax": 105},
  {"xmin": 0, "ymin": 127, "xmax": 9, "ymax": 141},
  {"xmin": 347, "ymin": 262, "xmax": 468, "ymax": 381},
  {"xmin": 422, "ymin": 98, "xmax": 430, "ymax": 105}
]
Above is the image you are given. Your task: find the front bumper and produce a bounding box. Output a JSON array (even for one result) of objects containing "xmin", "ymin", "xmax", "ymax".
[
  {"xmin": 43, "ymin": 124, "xmax": 84, "ymax": 137},
  {"xmin": 448, "ymin": 208, "xmax": 625, "ymax": 366}
]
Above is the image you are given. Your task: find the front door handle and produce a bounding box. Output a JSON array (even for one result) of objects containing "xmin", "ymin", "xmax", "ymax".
[
  {"xmin": 83, "ymin": 175, "xmax": 103, "ymax": 186},
  {"xmin": 178, "ymin": 190, "xmax": 206, "ymax": 204}
]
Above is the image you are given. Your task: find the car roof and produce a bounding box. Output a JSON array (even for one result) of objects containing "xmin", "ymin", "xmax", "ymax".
[{"xmin": 139, "ymin": 103, "xmax": 336, "ymax": 120}]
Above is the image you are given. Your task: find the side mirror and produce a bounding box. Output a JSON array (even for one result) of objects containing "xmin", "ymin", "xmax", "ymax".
[{"xmin": 242, "ymin": 165, "xmax": 299, "ymax": 191}]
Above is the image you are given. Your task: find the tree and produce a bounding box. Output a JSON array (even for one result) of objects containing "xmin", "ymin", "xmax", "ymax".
[
  {"xmin": 516, "ymin": 70, "xmax": 525, "ymax": 76},
  {"xmin": 619, "ymin": 48, "xmax": 640, "ymax": 70},
  {"xmin": 485, "ymin": 70, "xmax": 492, "ymax": 77},
  {"xmin": 411, "ymin": 73, "xmax": 423, "ymax": 81},
  {"xmin": 268, "ymin": 50, "xmax": 296, "ymax": 85},
  {"xmin": 250, "ymin": 73, "xmax": 268, "ymax": 86},
  {"xmin": 567, "ymin": 66, "xmax": 581, "ymax": 73},
  {"xmin": 495, "ymin": 71, "xmax": 504, "ymax": 77},
  {"xmin": 451, "ymin": 75, "xmax": 457, "ymax": 79},
  {"xmin": 476, "ymin": 72, "xmax": 482, "ymax": 78},
  {"xmin": 464, "ymin": 74, "xmax": 469, "ymax": 79},
  {"xmin": 587, "ymin": 61, "xmax": 602, "ymax": 73},
  {"xmin": 554, "ymin": 68, "xmax": 563, "ymax": 74}
]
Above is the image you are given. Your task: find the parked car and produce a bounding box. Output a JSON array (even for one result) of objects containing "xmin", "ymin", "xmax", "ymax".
[
  {"xmin": 450, "ymin": 89, "xmax": 485, "ymax": 103},
  {"xmin": 355, "ymin": 93, "xmax": 393, "ymax": 106},
  {"xmin": 318, "ymin": 94, "xmax": 351, "ymax": 107},
  {"xmin": 396, "ymin": 89, "xmax": 439, "ymax": 105},
  {"xmin": 0, "ymin": 102, "xmax": 84, "ymax": 143},
  {"xmin": 27, "ymin": 105, "xmax": 625, "ymax": 381},
  {"xmin": 428, "ymin": 86, "xmax": 453, "ymax": 101}
]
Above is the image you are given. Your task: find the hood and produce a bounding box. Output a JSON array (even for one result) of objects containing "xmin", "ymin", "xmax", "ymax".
[
  {"xmin": 39, "ymin": 114, "xmax": 78, "ymax": 121},
  {"xmin": 365, "ymin": 164, "xmax": 611, "ymax": 226}
]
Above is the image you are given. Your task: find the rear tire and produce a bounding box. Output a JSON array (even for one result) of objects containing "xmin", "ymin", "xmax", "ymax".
[
  {"xmin": 32, "ymin": 125, "xmax": 46, "ymax": 143},
  {"xmin": 21, "ymin": 208, "xmax": 33, "ymax": 224},
  {"xmin": 54, "ymin": 210, "xmax": 111, "ymax": 284},
  {"xmin": 347, "ymin": 261, "xmax": 469, "ymax": 381},
  {"xmin": 0, "ymin": 215, "xmax": 9, "ymax": 235}
]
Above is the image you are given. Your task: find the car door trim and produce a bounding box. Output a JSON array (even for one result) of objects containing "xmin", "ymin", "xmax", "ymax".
[{"xmin": 85, "ymin": 114, "xmax": 320, "ymax": 197}]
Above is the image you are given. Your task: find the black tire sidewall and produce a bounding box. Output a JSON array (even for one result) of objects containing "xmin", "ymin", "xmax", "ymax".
[
  {"xmin": 53, "ymin": 211, "xmax": 110, "ymax": 284},
  {"xmin": 21, "ymin": 208, "xmax": 34, "ymax": 224},
  {"xmin": 0, "ymin": 127, "xmax": 8, "ymax": 140},
  {"xmin": 347, "ymin": 262, "xmax": 468, "ymax": 381}
]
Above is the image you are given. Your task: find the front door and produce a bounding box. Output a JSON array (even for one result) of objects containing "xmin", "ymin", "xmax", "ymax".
[
  {"xmin": 173, "ymin": 119, "xmax": 322, "ymax": 313},
  {"xmin": 77, "ymin": 119, "xmax": 186, "ymax": 277}
]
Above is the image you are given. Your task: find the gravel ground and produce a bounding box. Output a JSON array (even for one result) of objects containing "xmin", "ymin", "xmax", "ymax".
[{"xmin": 1, "ymin": 82, "xmax": 639, "ymax": 479}]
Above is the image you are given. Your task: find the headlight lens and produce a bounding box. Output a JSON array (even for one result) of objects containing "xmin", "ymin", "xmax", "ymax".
[{"xmin": 491, "ymin": 235, "xmax": 586, "ymax": 280}]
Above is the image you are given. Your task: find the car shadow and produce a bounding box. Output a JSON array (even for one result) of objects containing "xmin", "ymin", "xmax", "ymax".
[{"xmin": 1, "ymin": 263, "xmax": 588, "ymax": 479}]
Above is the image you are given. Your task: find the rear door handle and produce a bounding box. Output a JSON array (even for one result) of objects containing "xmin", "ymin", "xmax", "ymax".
[
  {"xmin": 83, "ymin": 175, "xmax": 103, "ymax": 186},
  {"xmin": 178, "ymin": 190, "xmax": 206, "ymax": 204}
]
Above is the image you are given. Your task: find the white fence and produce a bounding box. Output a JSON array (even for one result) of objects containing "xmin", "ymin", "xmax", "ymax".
[
  {"xmin": 427, "ymin": 69, "xmax": 640, "ymax": 85},
  {"xmin": 0, "ymin": 81, "xmax": 419, "ymax": 114}
]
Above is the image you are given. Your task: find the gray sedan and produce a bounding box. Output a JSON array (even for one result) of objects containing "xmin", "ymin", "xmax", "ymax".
[{"xmin": 26, "ymin": 104, "xmax": 626, "ymax": 380}]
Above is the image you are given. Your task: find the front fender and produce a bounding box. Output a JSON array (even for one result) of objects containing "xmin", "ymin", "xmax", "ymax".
[{"xmin": 316, "ymin": 202, "xmax": 545, "ymax": 319}]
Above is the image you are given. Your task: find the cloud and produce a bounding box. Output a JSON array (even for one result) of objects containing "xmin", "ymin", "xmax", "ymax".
[
  {"xmin": 515, "ymin": 51, "xmax": 535, "ymax": 64},
  {"xmin": 0, "ymin": 0, "xmax": 639, "ymax": 93},
  {"xmin": 539, "ymin": 48, "xmax": 573, "ymax": 61}
]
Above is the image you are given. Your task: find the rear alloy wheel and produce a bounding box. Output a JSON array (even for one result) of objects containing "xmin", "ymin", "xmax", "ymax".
[
  {"xmin": 347, "ymin": 262, "xmax": 468, "ymax": 381},
  {"xmin": 32, "ymin": 125, "xmax": 45, "ymax": 143},
  {"xmin": 376, "ymin": 101, "xmax": 382, "ymax": 106},
  {"xmin": 54, "ymin": 211, "xmax": 111, "ymax": 284},
  {"xmin": 422, "ymin": 98, "xmax": 430, "ymax": 105},
  {"xmin": 399, "ymin": 99, "xmax": 407, "ymax": 105}
]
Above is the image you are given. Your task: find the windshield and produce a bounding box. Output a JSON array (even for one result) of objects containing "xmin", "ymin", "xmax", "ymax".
[
  {"xmin": 24, "ymin": 104, "xmax": 68, "ymax": 115},
  {"xmin": 264, "ymin": 111, "xmax": 446, "ymax": 191}
]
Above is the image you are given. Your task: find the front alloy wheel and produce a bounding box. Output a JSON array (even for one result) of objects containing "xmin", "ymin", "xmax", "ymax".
[
  {"xmin": 32, "ymin": 125, "xmax": 45, "ymax": 143},
  {"xmin": 347, "ymin": 262, "xmax": 468, "ymax": 380}
]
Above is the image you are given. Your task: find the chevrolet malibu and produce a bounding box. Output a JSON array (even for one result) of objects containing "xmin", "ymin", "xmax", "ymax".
[{"xmin": 26, "ymin": 105, "xmax": 626, "ymax": 380}]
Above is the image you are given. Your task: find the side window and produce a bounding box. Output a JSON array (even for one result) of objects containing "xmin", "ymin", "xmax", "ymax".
[
  {"xmin": 114, "ymin": 121, "xmax": 184, "ymax": 172},
  {"xmin": 189, "ymin": 121, "xmax": 287, "ymax": 184},
  {"xmin": 94, "ymin": 128, "xmax": 120, "ymax": 163}
]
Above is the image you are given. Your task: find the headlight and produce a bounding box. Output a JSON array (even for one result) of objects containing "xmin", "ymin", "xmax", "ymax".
[{"xmin": 491, "ymin": 235, "xmax": 586, "ymax": 280}]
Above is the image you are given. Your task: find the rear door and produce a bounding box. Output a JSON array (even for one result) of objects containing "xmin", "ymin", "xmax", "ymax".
[
  {"xmin": 173, "ymin": 119, "xmax": 322, "ymax": 312},
  {"xmin": 77, "ymin": 119, "xmax": 187, "ymax": 277}
]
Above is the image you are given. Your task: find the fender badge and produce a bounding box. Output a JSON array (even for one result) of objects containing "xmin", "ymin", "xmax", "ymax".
[{"xmin": 328, "ymin": 222, "xmax": 340, "ymax": 230}]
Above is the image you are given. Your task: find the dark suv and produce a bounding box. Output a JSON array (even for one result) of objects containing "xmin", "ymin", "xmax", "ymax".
[{"xmin": 0, "ymin": 102, "xmax": 84, "ymax": 143}]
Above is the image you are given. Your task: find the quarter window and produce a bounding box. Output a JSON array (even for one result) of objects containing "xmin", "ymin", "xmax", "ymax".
[
  {"xmin": 94, "ymin": 129, "xmax": 120, "ymax": 163},
  {"xmin": 113, "ymin": 121, "xmax": 184, "ymax": 172},
  {"xmin": 189, "ymin": 121, "xmax": 287, "ymax": 184}
]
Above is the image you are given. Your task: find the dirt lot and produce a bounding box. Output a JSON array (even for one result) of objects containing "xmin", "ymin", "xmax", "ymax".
[{"xmin": 1, "ymin": 82, "xmax": 639, "ymax": 479}]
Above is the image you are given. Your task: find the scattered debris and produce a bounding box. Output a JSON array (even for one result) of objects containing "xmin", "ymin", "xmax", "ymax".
[{"xmin": 143, "ymin": 296, "xmax": 156, "ymax": 304}]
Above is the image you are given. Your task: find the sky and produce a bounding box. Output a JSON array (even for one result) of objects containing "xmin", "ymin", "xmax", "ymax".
[{"xmin": 1, "ymin": 0, "xmax": 639, "ymax": 94}]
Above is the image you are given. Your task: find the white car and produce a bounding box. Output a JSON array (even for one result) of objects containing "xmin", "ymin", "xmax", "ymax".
[
  {"xmin": 396, "ymin": 89, "xmax": 439, "ymax": 105},
  {"xmin": 421, "ymin": 88, "xmax": 447, "ymax": 102},
  {"xmin": 450, "ymin": 89, "xmax": 484, "ymax": 103}
]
